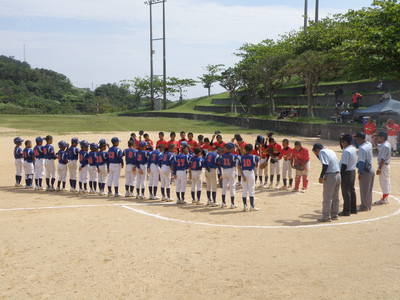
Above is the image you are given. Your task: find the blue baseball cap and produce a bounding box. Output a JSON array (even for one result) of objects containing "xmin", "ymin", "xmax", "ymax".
[
  {"xmin": 13, "ymin": 137, "xmax": 23, "ymax": 144},
  {"xmin": 71, "ymin": 137, "xmax": 79, "ymax": 144},
  {"xmin": 58, "ymin": 140, "xmax": 67, "ymax": 148},
  {"xmin": 139, "ymin": 141, "xmax": 147, "ymax": 148},
  {"xmin": 90, "ymin": 143, "xmax": 98, "ymax": 150},
  {"xmin": 111, "ymin": 137, "xmax": 120, "ymax": 144},
  {"xmin": 35, "ymin": 137, "xmax": 43, "ymax": 143},
  {"xmin": 225, "ymin": 142, "xmax": 235, "ymax": 150},
  {"xmin": 99, "ymin": 138, "xmax": 107, "ymax": 145},
  {"xmin": 180, "ymin": 141, "xmax": 188, "ymax": 148},
  {"xmin": 80, "ymin": 140, "xmax": 89, "ymax": 148}
]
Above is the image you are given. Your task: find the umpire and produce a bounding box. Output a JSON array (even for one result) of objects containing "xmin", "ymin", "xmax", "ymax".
[
  {"xmin": 339, "ymin": 134, "xmax": 358, "ymax": 216},
  {"xmin": 354, "ymin": 132, "xmax": 375, "ymax": 211},
  {"xmin": 312, "ymin": 143, "xmax": 341, "ymax": 222}
]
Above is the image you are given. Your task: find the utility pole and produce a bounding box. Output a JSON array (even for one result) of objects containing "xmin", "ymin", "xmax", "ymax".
[
  {"xmin": 315, "ymin": 0, "xmax": 319, "ymax": 23},
  {"xmin": 23, "ymin": 44, "xmax": 26, "ymax": 62},
  {"xmin": 304, "ymin": 0, "xmax": 308, "ymax": 32},
  {"xmin": 145, "ymin": 0, "xmax": 167, "ymax": 111}
]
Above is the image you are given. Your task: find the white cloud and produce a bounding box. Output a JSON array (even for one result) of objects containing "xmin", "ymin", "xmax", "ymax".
[{"xmin": 0, "ymin": 0, "xmax": 352, "ymax": 98}]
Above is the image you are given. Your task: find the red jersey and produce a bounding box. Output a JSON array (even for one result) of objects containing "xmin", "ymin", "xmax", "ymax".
[
  {"xmin": 235, "ymin": 141, "xmax": 247, "ymax": 155},
  {"xmin": 364, "ymin": 122, "xmax": 376, "ymax": 135},
  {"xmin": 267, "ymin": 143, "xmax": 283, "ymax": 159},
  {"xmin": 213, "ymin": 141, "xmax": 225, "ymax": 150},
  {"xmin": 386, "ymin": 123, "xmax": 400, "ymax": 136},
  {"xmin": 156, "ymin": 139, "xmax": 168, "ymax": 148},
  {"xmin": 167, "ymin": 140, "xmax": 179, "ymax": 153},
  {"xmin": 187, "ymin": 139, "xmax": 198, "ymax": 150},
  {"xmin": 251, "ymin": 149, "xmax": 260, "ymax": 157},
  {"xmin": 260, "ymin": 145, "xmax": 269, "ymax": 158},
  {"xmin": 281, "ymin": 146, "xmax": 293, "ymax": 161},
  {"xmin": 201, "ymin": 144, "xmax": 214, "ymax": 152},
  {"xmin": 144, "ymin": 139, "xmax": 153, "ymax": 147},
  {"xmin": 292, "ymin": 147, "xmax": 310, "ymax": 166}
]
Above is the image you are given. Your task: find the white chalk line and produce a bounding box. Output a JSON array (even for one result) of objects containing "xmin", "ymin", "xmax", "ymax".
[{"xmin": 1, "ymin": 191, "xmax": 399, "ymax": 229}]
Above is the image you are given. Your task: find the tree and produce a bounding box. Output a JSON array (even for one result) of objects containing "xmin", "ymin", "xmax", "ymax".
[
  {"xmin": 198, "ymin": 64, "xmax": 224, "ymax": 97},
  {"xmin": 219, "ymin": 67, "xmax": 242, "ymax": 113},
  {"xmin": 168, "ymin": 77, "xmax": 197, "ymax": 102},
  {"xmin": 282, "ymin": 50, "xmax": 343, "ymax": 117}
]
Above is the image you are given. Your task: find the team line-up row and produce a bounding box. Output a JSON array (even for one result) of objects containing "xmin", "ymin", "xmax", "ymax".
[{"xmin": 13, "ymin": 131, "xmax": 310, "ymax": 211}]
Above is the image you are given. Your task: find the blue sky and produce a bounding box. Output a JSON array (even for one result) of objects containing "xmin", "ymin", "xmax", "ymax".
[{"xmin": 0, "ymin": 0, "xmax": 373, "ymax": 98}]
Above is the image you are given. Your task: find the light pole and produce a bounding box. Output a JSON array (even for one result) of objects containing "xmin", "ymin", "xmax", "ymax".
[
  {"xmin": 304, "ymin": 0, "xmax": 308, "ymax": 32},
  {"xmin": 145, "ymin": 0, "xmax": 167, "ymax": 111},
  {"xmin": 315, "ymin": 0, "xmax": 319, "ymax": 23}
]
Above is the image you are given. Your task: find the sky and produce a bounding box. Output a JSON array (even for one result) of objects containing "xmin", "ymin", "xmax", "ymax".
[{"xmin": 0, "ymin": 0, "xmax": 373, "ymax": 99}]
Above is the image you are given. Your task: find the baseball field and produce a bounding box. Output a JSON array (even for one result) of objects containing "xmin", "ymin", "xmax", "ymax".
[{"xmin": 1, "ymin": 115, "xmax": 400, "ymax": 299}]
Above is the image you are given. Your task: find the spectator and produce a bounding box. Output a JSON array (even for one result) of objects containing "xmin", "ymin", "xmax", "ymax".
[
  {"xmin": 351, "ymin": 92, "xmax": 362, "ymax": 110},
  {"xmin": 384, "ymin": 119, "xmax": 400, "ymax": 155},
  {"xmin": 334, "ymin": 88, "xmax": 344, "ymax": 101},
  {"xmin": 312, "ymin": 143, "xmax": 341, "ymax": 222}
]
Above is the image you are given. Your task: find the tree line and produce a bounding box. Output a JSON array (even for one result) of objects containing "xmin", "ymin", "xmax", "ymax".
[{"xmin": 198, "ymin": 0, "xmax": 400, "ymax": 117}]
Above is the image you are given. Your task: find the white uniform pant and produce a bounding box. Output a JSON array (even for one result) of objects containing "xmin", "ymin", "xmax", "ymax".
[
  {"xmin": 270, "ymin": 160, "xmax": 281, "ymax": 175},
  {"xmin": 68, "ymin": 160, "xmax": 78, "ymax": 180},
  {"xmin": 379, "ymin": 164, "xmax": 391, "ymax": 195},
  {"xmin": 136, "ymin": 164, "xmax": 147, "ymax": 190},
  {"xmin": 15, "ymin": 158, "xmax": 24, "ymax": 176},
  {"xmin": 98, "ymin": 165, "xmax": 108, "ymax": 184},
  {"xmin": 191, "ymin": 170, "xmax": 202, "ymax": 192},
  {"xmin": 45, "ymin": 159, "xmax": 56, "ymax": 178},
  {"xmin": 366, "ymin": 134, "xmax": 373, "ymax": 143},
  {"xmin": 205, "ymin": 168, "xmax": 218, "ymax": 192},
  {"xmin": 242, "ymin": 170, "xmax": 255, "ymax": 198},
  {"xmin": 176, "ymin": 170, "xmax": 187, "ymax": 193},
  {"xmin": 88, "ymin": 165, "xmax": 98, "ymax": 182},
  {"xmin": 23, "ymin": 161, "xmax": 34, "ymax": 178},
  {"xmin": 222, "ymin": 168, "xmax": 236, "ymax": 197},
  {"xmin": 258, "ymin": 158, "xmax": 268, "ymax": 177},
  {"xmin": 107, "ymin": 163, "xmax": 121, "ymax": 187},
  {"xmin": 160, "ymin": 165, "xmax": 172, "ymax": 188},
  {"xmin": 125, "ymin": 164, "xmax": 136, "ymax": 187},
  {"xmin": 388, "ymin": 135, "xmax": 397, "ymax": 152},
  {"xmin": 282, "ymin": 160, "xmax": 293, "ymax": 179},
  {"xmin": 34, "ymin": 158, "xmax": 44, "ymax": 179},
  {"xmin": 79, "ymin": 165, "xmax": 88, "ymax": 183},
  {"xmin": 57, "ymin": 164, "xmax": 67, "ymax": 182},
  {"xmin": 148, "ymin": 163, "xmax": 160, "ymax": 187}
]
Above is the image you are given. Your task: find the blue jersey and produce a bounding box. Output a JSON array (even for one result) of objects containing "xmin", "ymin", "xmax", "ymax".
[
  {"xmin": 124, "ymin": 148, "xmax": 137, "ymax": 165},
  {"xmin": 108, "ymin": 146, "xmax": 123, "ymax": 164},
  {"xmin": 57, "ymin": 150, "xmax": 68, "ymax": 165},
  {"xmin": 218, "ymin": 153, "xmax": 238, "ymax": 169},
  {"xmin": 23, "ymin": 148, "xmax": 34, "ymax": 163},
  {"xmin": 87, "ymin": 151, "xmax": 98, "ymax": 167},
  {"xmin": 239, "ymin": 154, "xmax": 259, "ymax": 171},
  {"xmin": 96, "ymin": 151, "xmax": 108, "ymax": 166},
  {"xmin": 160, "ymin": 151, "xmax": 174, "ymax": 167},
  {"xmin": 173, "ymin": 154, "xmax": 190, "ymax": 174},
  {"xmin": 79, "ymin": 150, "xmax": 89, "ymax": 168},
  {"xmin": 33, "ymin": 145, "xmax": 44, "ymax": 159},
  {"xmin": 67, "ymin": 146, "xmax": 79, "ymax": 161},
  {"xmin": 204, "ymin": 151, "xmax": 219, "ymax": 169},
  {"xmin": 148, "ymin": 150, "xmax": 161, "ymax": 167},
  {"xmin": 14, "ymin": 146, "xmax": 23, "ymax": 159},
  {"xmin": 190, "ymin": 156, "xmax": 204, "ymax": 171},
  {"xmin": 43, "ymin": 144, "xmax": 57, "ymax": 160},
  {"xmin": 135, "ymin": 150, "xmax": 148, "ymax": 166}
]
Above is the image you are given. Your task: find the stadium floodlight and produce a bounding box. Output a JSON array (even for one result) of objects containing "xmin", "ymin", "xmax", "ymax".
[
  {"xmin": 304, "ymin": 0, "xmax": 308, "ymax": 32},
  {"xmin": 315, "ymin": 0, "xmax": 319, "ymax": 22},
  {"xmin": 145, "ymin": 0, "xmax": 167, "ymax": 110}
]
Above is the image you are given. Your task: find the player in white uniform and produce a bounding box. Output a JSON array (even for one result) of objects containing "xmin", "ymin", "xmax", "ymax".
[
  {"xmin": 172, "ymin": 142, "xmax": 190, "ymax": 204},
  {"xmin": 56, "ymin": 141, "xmax": 69, "ymax": 191},
  {"xmin": 189, "ymin": 148, "xmax": 204, "ymax": 204},
  {"xmin": 107, "ymin": 137, "xmax": 124, "ymax": 197},
  {"xmin": 374, "ymin": 132, "xmax": 392, "ymax": 205},
  {"xmin": 44, "ymin": 135, "xmax": 57, "ymax": 191},
  {"xmin": 22, "ymin": 140, "xmax": 35, "ymax": 189},
  {"xmin": 67, "ymin": 137, "xmax": 79, "ymax": 192},
  {"xmin": 33, "ymin": 137, "xmax": 45, "ymax": 190},
  {"xmin": 239, "ymin": 144, "xmax": 259, "ymax": 211},
  {"xmin": 97, "ymin": 139, "xmax": 109, "ymax": 196},
  {"xmin": 13, "ymin": 137, "xmax": 24, "ymax": 187},
  {"xmin": 218, "ymin": 143, "xmax": 238, "ymax": 209},
  {"xmin": 159, "ymin": 144, "xmax": 174, "ymax": 202}
]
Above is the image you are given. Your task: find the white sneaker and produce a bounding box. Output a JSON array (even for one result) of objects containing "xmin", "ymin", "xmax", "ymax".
[
  {"xmin": 196, "ymin": 200, "xmax": 201, "ymax": 205},
  {"xmin": 275, "ymin": 184, "xmax": 280, "ymax": 190},
  {"xmin": 114, "ymin": 193, "xmax": 120, "ymax": 198},
  {"xmin": 192, "ymin": 200, "xmax": 197, "ymax": 204},
  {"xmin": 221, "ymin": 202, "xmax": 227, "ymax": 208},
  {"xmin": 166, "ymin": 198, "xmax": 173, "ymax": 202},
  {"xmin": 230, "ymin": 204, "xmax": 237, "ymax": 209},
  {"xmin": 268, "ymin": 184, "xmax": 273, "ymax": 189},
  {"xmin": 108, "ymin": 192, "xmax": 113, "ymax": 197},
  {"xmin": 243, "ymin": 205, "xmax": 248, "ymax": 212},
  {"xmin": 153, "ymin": 196, "xmax": 160, "ymax": 200},
  {"xmin": 249, "ymin": 206, "xmax": 259, "ymax": 211},
  {"xmin": 125, "ymin": 192, "xmax": 131, "ymax": 197},
  {"xmin": 206, "ymin": 200, "xmax": 212, "ymax": 206}
]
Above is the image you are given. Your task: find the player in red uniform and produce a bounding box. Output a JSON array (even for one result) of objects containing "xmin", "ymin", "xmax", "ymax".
[
  {"xmin": 363, "ymin": 118, "xmax": 376, "ymax": 143},
  {"xmin": 167, "ymin": 132, "xmax": 179, "ymax": 153},
  {"xmin": 267, "ymin": 137, "xmax": 282, "ymax": 189},
  {"xmin": 156, "ymin": 132, "xmax": 168, "ymax": 149},
  {"xmin": 291, "ymin": 141, "xmax": 310, "ymax": 192},
  {"xmin": 187, "ymin": 132, "xmax": 198, "ymax": 151},
  {"xmin": 280, "ymin": 139, "xmax": 293, "ymax": 190}
]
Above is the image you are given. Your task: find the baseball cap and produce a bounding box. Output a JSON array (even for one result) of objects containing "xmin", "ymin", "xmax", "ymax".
[
  {"xmin": 377, "ymin": 131, "xmax": 388, "ymax": 139},
  {"xmin": 111, "ymin": 137, "xmax": 120, "ymax": 144},
  {"xmin": 354, "ymin": 132, "xmax": 366, "ymax": 139},
  {"xmin": 312, "ymin": 143, "xmax": 324, "ymax": 151}
]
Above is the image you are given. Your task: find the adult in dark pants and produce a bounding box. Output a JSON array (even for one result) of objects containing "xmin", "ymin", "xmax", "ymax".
[{"xmin": 339, "ymin": 134, "xmax": 358, "ymax": 216}]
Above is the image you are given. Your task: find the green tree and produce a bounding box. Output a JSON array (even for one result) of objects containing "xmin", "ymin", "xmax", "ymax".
[
  {"xmin": 198, "ymin": 64, "xmax": 224, "ymax": 97},
  {"xmin": 219, "ymin": 67, "xmax": 243, "ymax": 113},
  {"xmin": 168, "ymin": 77, "xmax": 197, "ymax": 102}
]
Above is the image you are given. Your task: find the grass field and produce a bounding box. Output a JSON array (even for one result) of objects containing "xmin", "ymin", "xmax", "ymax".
[{"xmin": 0, "ymin": 114, "xmax": 259, "ymax": 134}]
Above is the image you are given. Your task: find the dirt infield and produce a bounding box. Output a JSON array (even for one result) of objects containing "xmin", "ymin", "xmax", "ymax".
[{"xmin": 1, "ymin": 131, "xmax": 400, "ymax": 299}]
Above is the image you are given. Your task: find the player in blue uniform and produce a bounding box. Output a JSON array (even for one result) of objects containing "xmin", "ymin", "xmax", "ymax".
[
  {"xmin": 56, "ymin": 141, "xmax": 69, "ymax": 191},
  {"xmin": 67, "ymin": 137, "xmax": 80, "ymax": 192},
  {"xmin": 218, "ymin": 143, "xmax": 239, "ymax": 209},
  {"xmin": 135, "ymin": 141, "xmax": 149, "ymax": 199},
  {"xmin": 43, "ymin": 135, "xmax": 57, "ymax": 191},
  {"xmin": 88, "ymin": 143, "xmax": 99, "ymax": 193},
  {"xmin": 189, "ymin": 148, "xmax": 204, "ymax": 204},
  {"xmin": 107, "ymin": 137, "xmax": 124, "ymax": 197},
  {"xmin": 147, "ymin": 145, "xmax": 162, "ymax": 200},
  {"xmin": 22, "ymin": 140, "xmax": 35, "ymax": 189},
  {"xmin": 159, "ymin": 144, "xmax": 175, "ymax": 202},
  {"xmin": 97, "ymin": 139, "xmax": 109, "ymax": 195},
  {"xmin": 123, "ymin": 140, "xmax": 137, "ymax": 197},
  {"xmin": 13, "ymin": 137, "xmax": 24, "ymax": 187},
  {"xmin": 33, "ymin": 137, "xmax": 45, "ymax": 190},
  {"xmin": 173, "ymin": 142, "xmax": 190, "ymax": 204},
  {"xmin": 78, "ymin": 140, "xmax": 89, "ymax": 193},
  {"xmin": 239, "ymin": 144, "xmax": 260, "ymax": 211},
  {"xmin": 204, "ymin": 148, "xmax": 219, "ymax": 206}
]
